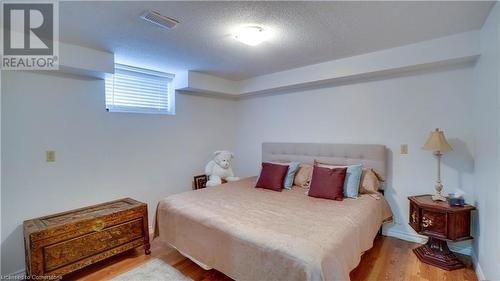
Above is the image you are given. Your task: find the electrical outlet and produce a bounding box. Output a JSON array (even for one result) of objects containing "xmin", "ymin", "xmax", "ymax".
[
  {"xmin": 46, "ymin": 151, "xmax": 55, "ymax": 162},
  {"xmin": 400, "ymin": 144, "xmax": 408, "ymax": 154}
]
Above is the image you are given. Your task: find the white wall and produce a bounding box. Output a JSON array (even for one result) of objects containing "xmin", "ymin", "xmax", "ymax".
[
  {"xmin": 0, "ymin": 71, "xmax": 238, "ymax": 274},
  {"xmin": 472, "ymin": 3, "xmax": 500, "ymax": 281},
  {"xmin": 233, "ymin": 66, "xmax": 476, "ymax": 251}
]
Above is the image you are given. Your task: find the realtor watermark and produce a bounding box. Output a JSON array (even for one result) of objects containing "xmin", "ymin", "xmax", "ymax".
[
  {"xmin": 1, "ymin": 0, "xmax": 59, "ymax": 70},
  {"xmin": 0, "ymin": 274, "xmax": 62, "ymax": 280}
]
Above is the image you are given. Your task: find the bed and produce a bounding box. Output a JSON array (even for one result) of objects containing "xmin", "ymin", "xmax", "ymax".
[{"xmin": 155, "ymin": 143, "xmax": 393, "ymax": 281}]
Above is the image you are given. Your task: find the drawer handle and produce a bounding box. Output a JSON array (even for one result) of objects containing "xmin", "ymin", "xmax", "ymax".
[
  {"xmin": 92, "ymin": 219, "xmax": 105, "ymax": 231},
  {"xmin": 422, "ymin": 216, "xmax": 433, "ymax": 228},
  {"xmin": 411, "ymin": 211, "xmax": 417, "ymax": 224}
]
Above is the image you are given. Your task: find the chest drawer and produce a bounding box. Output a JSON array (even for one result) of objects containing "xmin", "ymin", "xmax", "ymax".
[
  {"xmin": 43, "ymin": 218, "xmax": 144, "ymax": 272},
  {"xmin": 420, "ymin": 210, "xmax": 447, "ymax": 239}
]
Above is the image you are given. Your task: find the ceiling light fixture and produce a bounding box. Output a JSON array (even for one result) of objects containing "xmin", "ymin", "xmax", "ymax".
[{"xmin": 234, "ymin": 26, "xmax": 268, "ymax": 46}]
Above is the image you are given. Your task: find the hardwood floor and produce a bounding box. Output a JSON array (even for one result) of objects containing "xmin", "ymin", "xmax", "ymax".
[{"xmin": 64, "ymin": 235, "xmax": 477, "ymax": 281}]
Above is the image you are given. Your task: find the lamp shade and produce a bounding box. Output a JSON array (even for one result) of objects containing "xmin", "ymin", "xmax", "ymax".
[{"xmin": 423, "ymin": 128, "xmax": 453, "ymax": 152}]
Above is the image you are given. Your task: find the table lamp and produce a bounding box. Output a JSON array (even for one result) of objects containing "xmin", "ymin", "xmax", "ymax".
[{"xmin": 423, "ymin": 128, "xmax": 453, "ymax": 201}]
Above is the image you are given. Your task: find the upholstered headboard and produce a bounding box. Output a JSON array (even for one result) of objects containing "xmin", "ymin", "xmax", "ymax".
[{"xmin": 262, "ymin": 142, "xmax": 387, "ymax": 179}]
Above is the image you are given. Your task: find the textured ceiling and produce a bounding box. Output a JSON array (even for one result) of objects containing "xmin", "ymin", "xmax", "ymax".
[{"xmin": 60, "ymin": 1, "xmax": 494, "ymax": 80}]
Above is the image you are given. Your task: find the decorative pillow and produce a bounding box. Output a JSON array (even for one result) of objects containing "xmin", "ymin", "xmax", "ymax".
[
  {"xmin": 308, "ymin": 166, "xmax": 347, "ymax": 200},
  {"xmin": 270, "ymin": 161, "xmax": 300, "ymax": 189},
  {"xmin": 359, "ymin": 168, "xmax": 381, "ymax": 194},
  {"xmin": 371, "ymin": 169, "xmax": 385, "ymax": 182},
  {"xmin": 316, "ymin": 162, "xmax": 363, "ymax": 199},
  {"xmin": 255, "ymin": 162, "xmax": 289, "ymax": 191},
  {"xmin": 293, "ymin": 164, "xmax": 313, "ymax": 188}
]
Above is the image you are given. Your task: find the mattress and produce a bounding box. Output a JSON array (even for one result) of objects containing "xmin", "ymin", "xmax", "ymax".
[{"xmin": 155, "ymin": 177, "xmax": 393, "ymax": 281}]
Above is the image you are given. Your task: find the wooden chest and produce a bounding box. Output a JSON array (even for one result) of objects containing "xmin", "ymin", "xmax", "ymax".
[{"xmin": 23, "ymin": 198, "xmax": 150, "ymax": 278}]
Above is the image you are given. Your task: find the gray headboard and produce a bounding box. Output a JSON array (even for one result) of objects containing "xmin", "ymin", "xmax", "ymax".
[{"xmin": 262, "ymin": 142, "xmax": 387, "ymax": 179}]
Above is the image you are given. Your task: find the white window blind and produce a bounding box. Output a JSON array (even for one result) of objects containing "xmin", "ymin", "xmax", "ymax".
[{"xmin": 105, "ymin": 64, "xmax": 175, "ymax": 115}]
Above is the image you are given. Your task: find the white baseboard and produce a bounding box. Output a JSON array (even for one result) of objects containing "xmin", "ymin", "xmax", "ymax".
[
  {"xmin": 384, "ymin": 228, "xmax": 427, "ymax": 244},
  {"xmin": 6, "ymin": 268, "xmax": 26, "ymax": 278},
  {"xmin": 472, "ymin": 252, "xmax": 486, "ymax": 281},
  {"xmin": 449, "ymin": 243, "xmax": 473, "ymax": 256},
  {"xmin": 383, "ymin": 228, "xmax": 472, "ymax": 256}
]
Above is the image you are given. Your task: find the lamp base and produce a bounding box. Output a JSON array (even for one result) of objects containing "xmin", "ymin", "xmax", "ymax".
[{"xmin": 432, "ymin": 194, "xmax": 447, "ymax": 202}]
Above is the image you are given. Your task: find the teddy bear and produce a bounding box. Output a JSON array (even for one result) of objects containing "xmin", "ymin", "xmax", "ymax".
[{"xmin": 205, "ymin": 150, "xmax": 240, "ymax": 187}]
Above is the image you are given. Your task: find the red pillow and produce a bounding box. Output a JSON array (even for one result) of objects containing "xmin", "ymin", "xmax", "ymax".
[
  {"xmin": 308, "ymin": 166, "xmax": 347, "ymax": 200},
  {"xmin": 255, "ymin": 162, "xmax": 289, "ymax": 191}
]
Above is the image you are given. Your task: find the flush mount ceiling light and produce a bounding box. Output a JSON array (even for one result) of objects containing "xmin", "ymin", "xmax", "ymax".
[{"xmin": 234, "ymin": 26, "xmax": 268, "ymax": 46}]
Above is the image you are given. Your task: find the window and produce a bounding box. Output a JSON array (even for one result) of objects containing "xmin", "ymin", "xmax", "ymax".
[{"xmin": 105, "ymin": 64, "xmax": 175, "ymax": 115}]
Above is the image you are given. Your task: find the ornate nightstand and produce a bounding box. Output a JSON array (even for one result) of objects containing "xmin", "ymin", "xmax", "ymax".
[{"xmin": 408, "ymin": 194, "xmax": 475, "ymax": 270}]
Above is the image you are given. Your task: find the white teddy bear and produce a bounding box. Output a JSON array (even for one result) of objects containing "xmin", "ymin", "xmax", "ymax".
[{"xmin": 205, "ymin": 150, "xmax": 240, "ymax": 187}]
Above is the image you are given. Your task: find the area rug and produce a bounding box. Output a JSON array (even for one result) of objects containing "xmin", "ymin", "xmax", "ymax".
[{"xmin": 111, "ymin": 258, "xmax": 193, "ymax": 281}]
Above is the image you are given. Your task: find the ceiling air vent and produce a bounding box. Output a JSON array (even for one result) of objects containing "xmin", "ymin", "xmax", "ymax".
[{"xmin": 140, "ymin": 10, "xmax": 179, "ymax": 29}]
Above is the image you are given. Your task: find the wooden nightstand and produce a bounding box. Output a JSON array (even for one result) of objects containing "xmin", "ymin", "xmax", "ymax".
[
  {"xmin": 193, "ymin": 174, "xmax": 228, "ymax": 189},
  {"xmin": 408, "ymin": 195, "xmax": 475, "ymax": 270}
]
